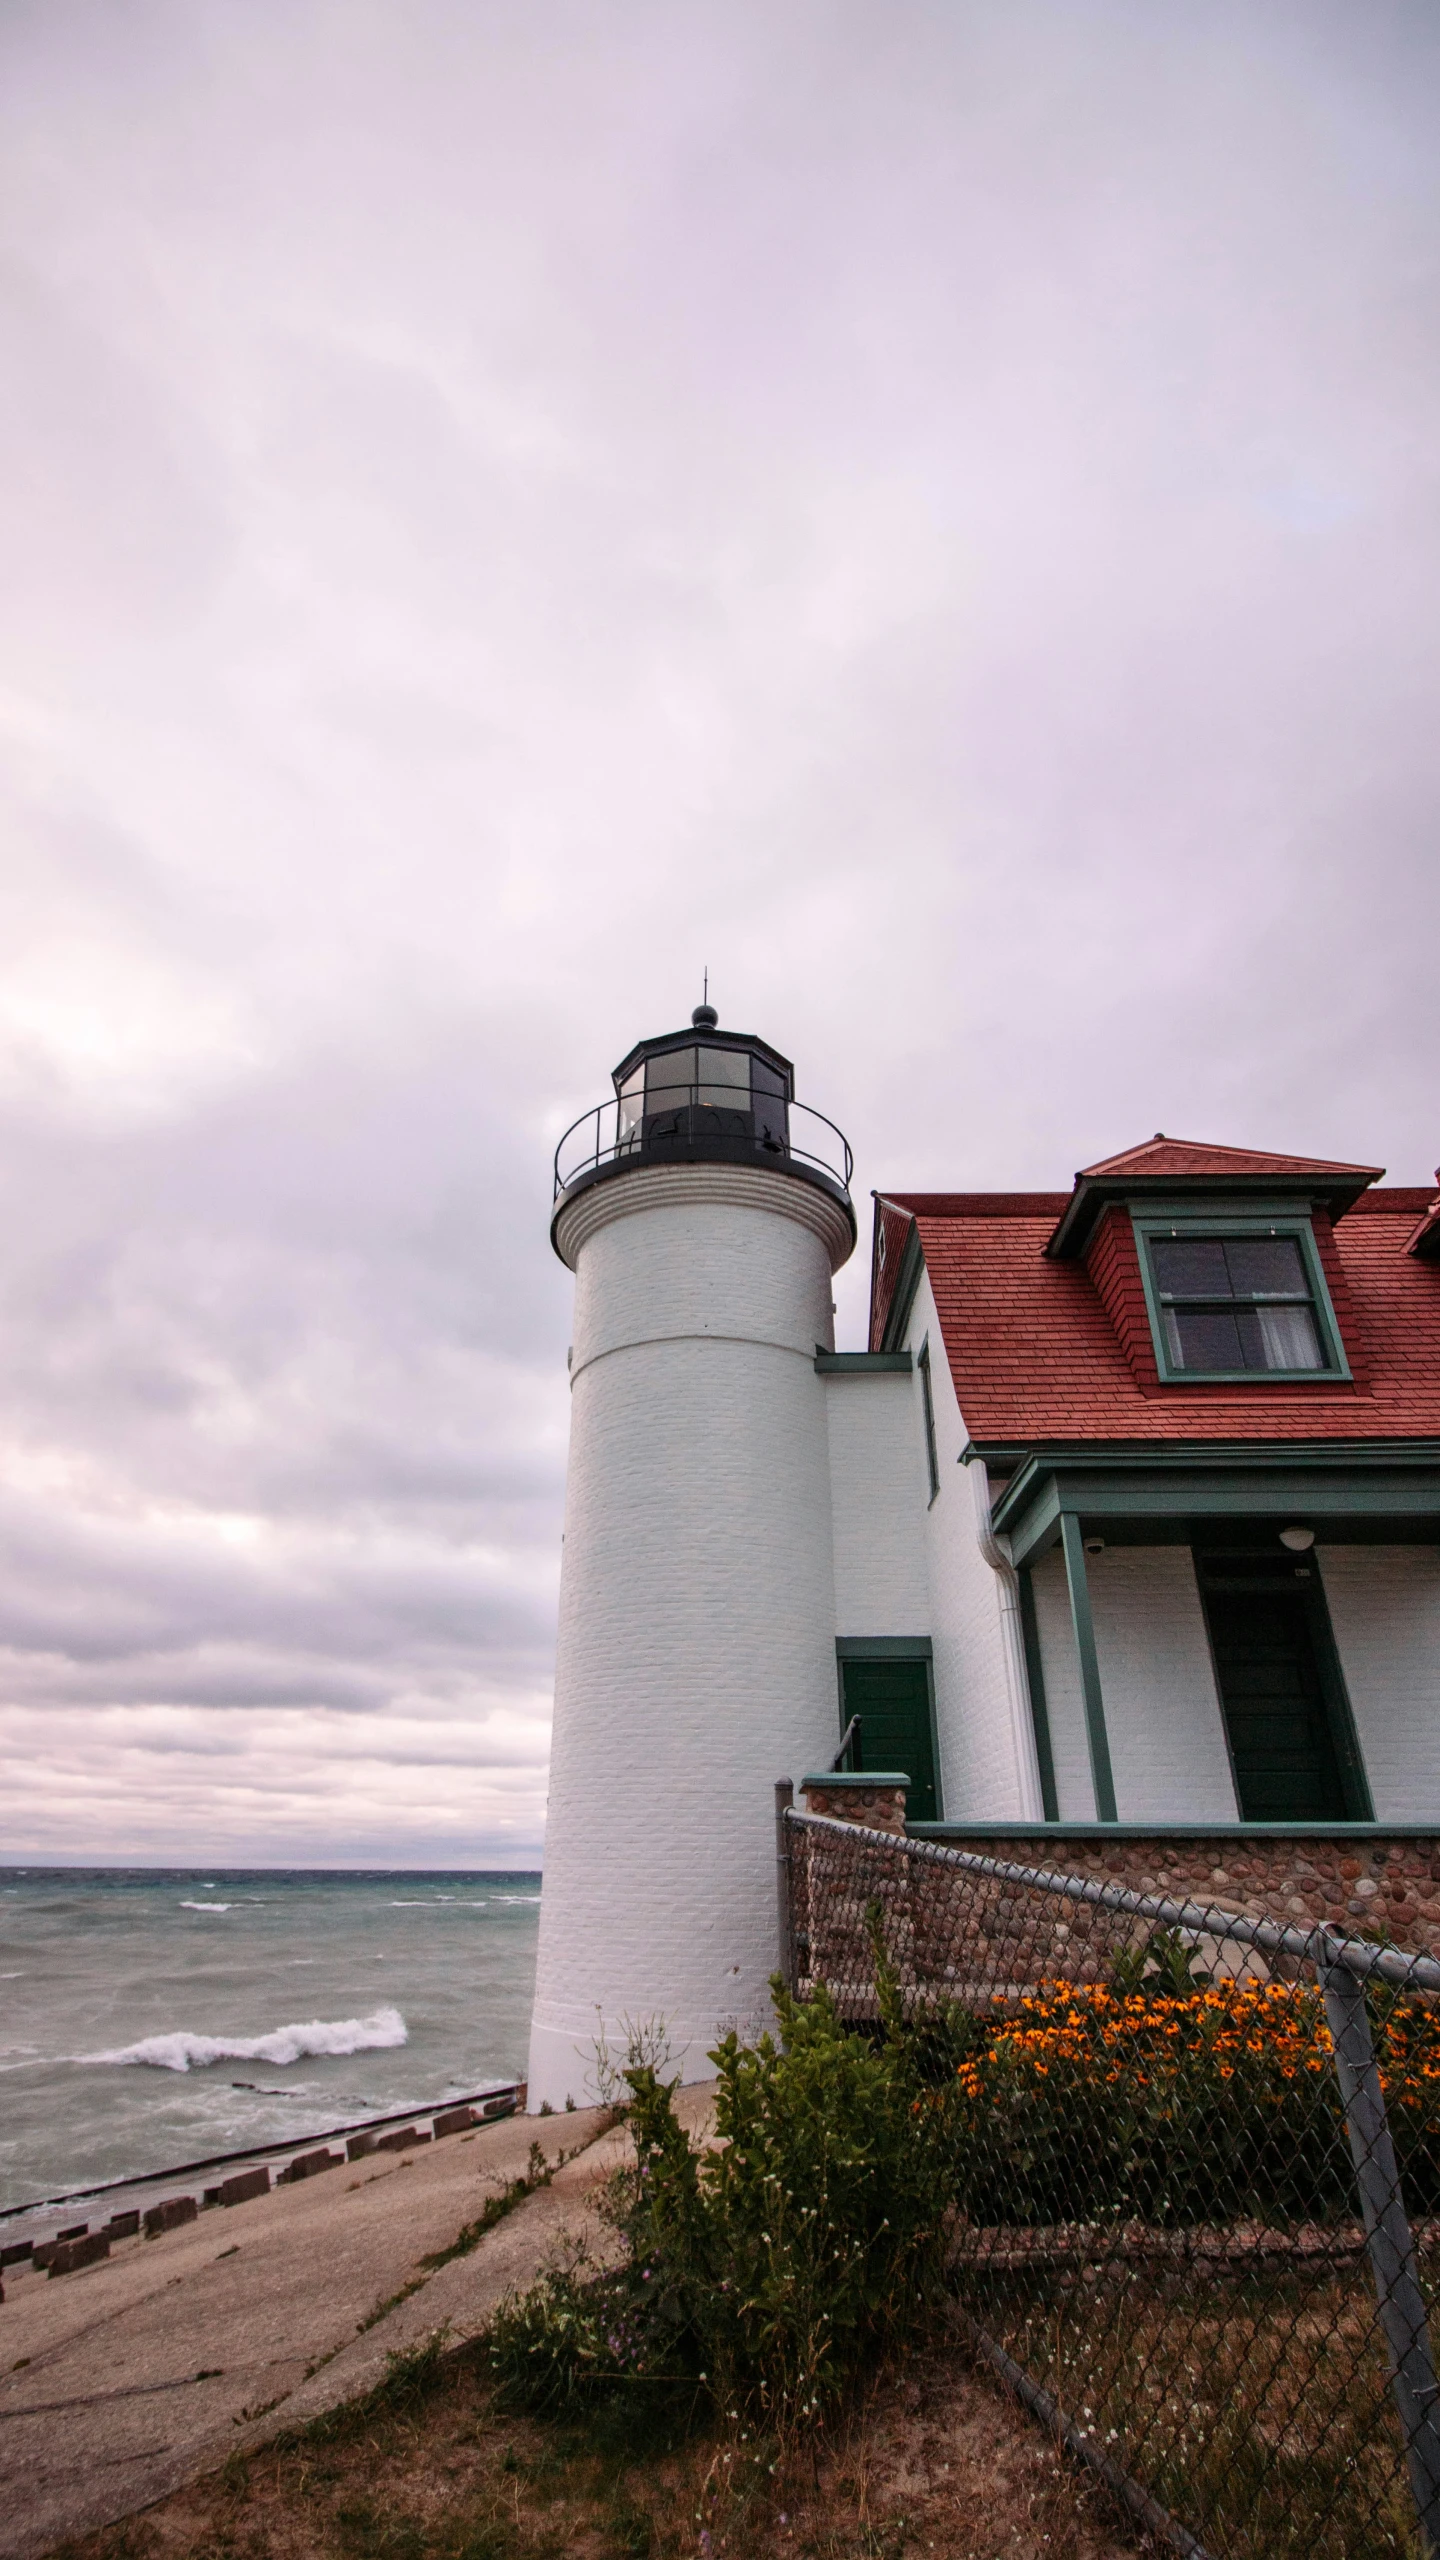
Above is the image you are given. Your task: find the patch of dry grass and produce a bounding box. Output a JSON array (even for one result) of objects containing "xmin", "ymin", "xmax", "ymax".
[{"xmin": 49, "ymin": 2331, "xmax": 1141, "ymax": 2560}]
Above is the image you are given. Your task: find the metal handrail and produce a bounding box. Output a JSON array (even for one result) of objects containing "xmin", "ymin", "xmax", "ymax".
[{"xmin": 553, "ymin": 1087, "xmax": 853, "ymax": 1203}]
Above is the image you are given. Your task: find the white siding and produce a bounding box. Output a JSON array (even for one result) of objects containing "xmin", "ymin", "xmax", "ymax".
[
  {"xmin": 824, "ymin": 1372, "xmax": 931, "ymax": 1637},
  {"xmin": 1031, "ymin": 1545, "xmax": 1237, "ymax": 1821},
  {"xmin": 1319, "ymin": 1546, "xmax": 1440, "ymax": 1820},
  {"xmin": 898, "ymin": 1270, "xmax": 1024, "ymax": 1818},
  {"xmin": 1089, "ymin": 1548, "xmax": 1236, "ymax": 1820}
]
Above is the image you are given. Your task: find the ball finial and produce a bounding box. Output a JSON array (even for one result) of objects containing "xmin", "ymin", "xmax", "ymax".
[{"xmin": 692, "ymin": 1002, "xmax": 719, "ymax": 1029}]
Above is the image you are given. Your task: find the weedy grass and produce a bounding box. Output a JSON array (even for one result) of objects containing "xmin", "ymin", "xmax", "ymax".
[{"xmin": 48, "ymin": 2327, "xmax": 1133, "ymax": 2560}]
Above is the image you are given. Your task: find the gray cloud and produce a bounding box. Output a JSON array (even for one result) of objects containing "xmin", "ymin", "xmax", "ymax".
[{"xmin": 0, "ymin": 0, "xmax": 1436, "ymax": 1858}]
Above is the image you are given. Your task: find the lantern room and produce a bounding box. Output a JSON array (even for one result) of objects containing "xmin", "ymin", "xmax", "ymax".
[{"xmin": 551, "ymin": 1002, "xmax": 854, "ymax": 1253}]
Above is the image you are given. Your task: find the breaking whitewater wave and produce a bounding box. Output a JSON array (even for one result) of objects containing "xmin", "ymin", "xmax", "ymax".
[{"xmin": 80, "ymin": 2005, "xmax": 408, "ymax": 2074}]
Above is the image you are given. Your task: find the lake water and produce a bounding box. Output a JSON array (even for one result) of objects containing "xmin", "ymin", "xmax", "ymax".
[{"xmin": 0, "ymin": 1868, "xmax": 541, "ymax": 2211}]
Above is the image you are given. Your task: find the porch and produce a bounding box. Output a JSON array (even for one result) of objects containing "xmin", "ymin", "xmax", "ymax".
[{"xmin": 976, "ymin": 1441, "xmax": 1440, "ymax": 1827}]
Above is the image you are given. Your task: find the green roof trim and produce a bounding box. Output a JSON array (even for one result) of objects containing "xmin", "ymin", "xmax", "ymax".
[
  {"xmin": 814, "ymin": 1349, "xmax": 913, "ymax": 1373},
  {"xmin": 980, "ymin": 1442, "xmax": 1440, "ymax": 1573},
  {"xmin": 879, "ymin": 1217, "xmax": 926, "ymax": 1353}
]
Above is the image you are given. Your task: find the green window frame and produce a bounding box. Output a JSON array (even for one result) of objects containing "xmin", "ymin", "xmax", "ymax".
[
  {"xmin": 1132, "ymin": 1207, "xmax": 1351, "ymax": 1385},
  {"xmin": 917, "ymin": 1336, "xmax": 941, "ymax": 1503}
]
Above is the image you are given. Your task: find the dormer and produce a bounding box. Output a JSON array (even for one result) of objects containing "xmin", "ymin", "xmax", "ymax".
[{"xmin": 1047, "ymin": 1136, "xmax": 1384, "ymax": 1388}]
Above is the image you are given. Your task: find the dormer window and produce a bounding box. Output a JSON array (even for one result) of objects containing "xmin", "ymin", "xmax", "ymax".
[{"xmin": 1135, "ymin": 1215, "xmax": 1349, "ymax": 1382}]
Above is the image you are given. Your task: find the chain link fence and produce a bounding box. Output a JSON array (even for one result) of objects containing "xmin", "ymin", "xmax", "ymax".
[{"xmin": 779, "ymin": 1801, "xmax": 1440, "ymax": 2560}]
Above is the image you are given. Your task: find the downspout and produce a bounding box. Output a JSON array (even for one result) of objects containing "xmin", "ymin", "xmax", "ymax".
[{"xmin": 966, "ymin": 1453, "xmax": 1045, "ymax": 1821}]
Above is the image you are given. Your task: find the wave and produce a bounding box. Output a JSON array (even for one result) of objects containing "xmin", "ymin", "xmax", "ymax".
[
  {"xmin": 180, "ymin": 1900, "xmax": 231, "ymax": 1912},
  {"xmin": 80, "ymin": 2005, "xmax": 408, "ymax": 2073}
]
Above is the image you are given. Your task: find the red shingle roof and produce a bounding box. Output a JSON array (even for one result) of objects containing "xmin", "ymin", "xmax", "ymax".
[
  {"xmin": 1076, "ymin": 1136, "xmax": 1383, "ymax": 1184},
  {"xmin": 870, "ymin": 1179, "xmax": 1440, "ymax": 1447}
]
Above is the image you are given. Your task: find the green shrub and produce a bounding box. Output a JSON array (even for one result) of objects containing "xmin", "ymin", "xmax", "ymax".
[{"xmin": 489, "ymin": 1934, "xmax": 959, "ymax": 2426}]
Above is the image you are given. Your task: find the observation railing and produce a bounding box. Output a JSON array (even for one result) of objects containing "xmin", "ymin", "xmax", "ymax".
[{"xmin": 553, "ymin": 1087, "xmax": 853, "ymax": 1206}]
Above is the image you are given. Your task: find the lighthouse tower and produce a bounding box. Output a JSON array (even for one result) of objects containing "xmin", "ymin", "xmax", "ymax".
[{"xmin": 528, "ymin": 1006, "xmax": 856, "ymax": 2110}]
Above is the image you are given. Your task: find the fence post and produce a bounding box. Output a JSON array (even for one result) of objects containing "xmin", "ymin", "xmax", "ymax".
[
  {"xmin": 774, "ymin": 1780, "xmax": 796, "ymax": 1993},
  {"xmin": 1319, "ymin": 1950, "xmax": 1440, "ymax": 2553}
]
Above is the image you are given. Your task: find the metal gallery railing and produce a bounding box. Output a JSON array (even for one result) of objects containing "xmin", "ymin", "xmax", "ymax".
[
  {"xmin": 777, "ymin": 1796, "xmax": 1440, "ymax": 2560},
  {"xmin": 554, "ymin": 1090, "xmax": 853, "ymax": 1204}
]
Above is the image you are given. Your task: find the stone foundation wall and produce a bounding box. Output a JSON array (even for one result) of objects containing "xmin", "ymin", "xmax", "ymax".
[
  {"xmin": 924, "ymin": 1832, "xmax": 1440, "ymax": 1957},
  {"xmin": 800, "ymin": 1779, "xmax": 908, "ymax": 1836}
]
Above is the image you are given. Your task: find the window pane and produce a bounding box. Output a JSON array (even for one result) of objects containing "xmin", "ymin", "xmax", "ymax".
[
  {"xmin": 617, "ymin": 1066, "xmax": 645, "ymax": 1140},
  {"xmin": 1171, "ymin": 1308, "xmax": 1245, "ymax": 1369},
  {"xmin": 694, "ymin": 1046, "xmax": 751, "ymax": 1107},
  {"xmin": 644, "ymin": 1048, "xmax": 695, "ymax": 1111},
  {"xmin": 752, "ymin": 1057, "xmax": 788, "ymax": 1147},
  {"xmin": 1224, "ymin": 1236, "xmax": 1308, "ymax": 1300},
  {"xmin": 1151, "ymin": 1237, "xmax": 1231, "ymax": 1300},
  {"xmin": 1256, "ymin": 1304, "xmax": 1325, "ymax": 1369}
]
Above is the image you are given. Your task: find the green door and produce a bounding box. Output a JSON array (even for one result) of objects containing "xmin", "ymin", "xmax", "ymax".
[
  {"xmin": 1197, "ymin": 1555, "xmax": 1349, "ymax": 1821},
  {"xmin": 839, "ymin": 1655, "xmax": 939, "ymax": 1822}
]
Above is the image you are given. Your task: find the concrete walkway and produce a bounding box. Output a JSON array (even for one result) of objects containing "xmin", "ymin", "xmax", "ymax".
[{"xmin": 0, "ymin": 2088, "xmax": 717, "ymax": 2560}]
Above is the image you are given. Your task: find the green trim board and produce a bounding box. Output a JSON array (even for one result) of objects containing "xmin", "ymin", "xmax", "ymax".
[
  {"xmin": 802, "ymin": 1770, "xmax": 912, "ymax": 1790},
  {"xmin": 814, "ymin": 1349, "xmax": 913, "ymax": 1372},
  {"xmin": 1131, "ymin": 1206, "xmax": 1351, "ymax": 1384},
  {"xmin": 906, "ymin": 1821, "xmax": 1434, "ymax": 1841},
  {"xmin": 835, "ymin": 1637, "xmax": 935, "ymax": 1657},
  {"xmin": 917, "ymin": 1336, "xmax": 941, "ymax": 1503},
  {"xmin": 1060, "ymin": 1513, "xmax": 1118, "ymax": 1822},
  {"xmin": 1017, "ymin": 1567, "xmax": 1059, "ymax": 1822},
  {"xmin": 1046, "ymin": 1170, "xmax": 1379, "ymax": 1261},
  {"xmin": 879, "ymin": 1218, "xmax": 926, "ymax": 1353}
]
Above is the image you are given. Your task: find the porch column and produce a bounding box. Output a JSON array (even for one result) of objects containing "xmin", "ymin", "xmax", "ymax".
[{"xmin": 1060, "ymin": 1511, "xmax": 1117, "ymax": 1822}]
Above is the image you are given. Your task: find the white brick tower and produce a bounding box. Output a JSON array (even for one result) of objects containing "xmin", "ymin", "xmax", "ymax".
[{"xmin": 527, "ymin": 1007, "xmax": 856, "ymax": 2110}]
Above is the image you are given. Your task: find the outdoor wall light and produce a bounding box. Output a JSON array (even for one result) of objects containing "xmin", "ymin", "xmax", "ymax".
[
  {"xmin": 1084, "ymin": 1535, "xmax": 1105, "ymax": 1554},
  {"xmin": 1279, "ymin": 1526, "xmax": 1316, "ymax": 1552}
]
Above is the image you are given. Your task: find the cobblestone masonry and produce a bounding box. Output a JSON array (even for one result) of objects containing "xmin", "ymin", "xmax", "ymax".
[
  {"xmin": 799, "ymin": 1780, "xmax": 909, "ymax": 1837},
  {"xmin": 925, "ymin": 1832, "xmax": 1440, "ymax": 1955},
  {"xmin": 788, "ymin": 1814, "xmax": 1440, "ymax": 2012}
]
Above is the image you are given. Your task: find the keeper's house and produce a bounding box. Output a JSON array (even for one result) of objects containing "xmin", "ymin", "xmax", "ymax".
[{"xmin": 861, "ymin": 1138, "xmax": 1440, "ymax": 1835}]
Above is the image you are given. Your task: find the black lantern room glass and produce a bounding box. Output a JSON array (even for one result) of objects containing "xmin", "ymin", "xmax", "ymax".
[{"xmin": 616, "ymin": 1039, "xmax": 790, "ymax": 1159}]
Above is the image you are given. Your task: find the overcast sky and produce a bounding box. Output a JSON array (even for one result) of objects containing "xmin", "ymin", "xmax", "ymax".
[{"xmin": 1, "ymin": 0, "xmax": 1437, "ymax": 1866}]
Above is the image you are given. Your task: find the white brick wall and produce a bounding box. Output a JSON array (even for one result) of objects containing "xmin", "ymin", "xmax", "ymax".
[
  {"xmin": 530, "ymin": 1181, "xmax": 844, "ymax": 2109},
  {"xmin": 824, "ymin": 1372, "xmax": 930, "ymax": 1638},
  {"xmin": 1031, "ymin": 1544, "xmax": 1237, "ymax": 1821},
  {"xmin": 897, "ymin": 1270, "xmax": 1025, "ymax": 1818},
  {"xmin": 1319, "ymin": 1546, "xmax": 1440, "ymax": 1819}
]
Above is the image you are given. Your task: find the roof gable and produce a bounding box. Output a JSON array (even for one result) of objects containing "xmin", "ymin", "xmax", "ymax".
[
  {"xmin": 1078, "ymin": 1135, "xmax": 1384, "ymax": 1184},
  {"xmin": 1048, "ymin": 1132, "xmax": 1385, "ymax": 1259}
]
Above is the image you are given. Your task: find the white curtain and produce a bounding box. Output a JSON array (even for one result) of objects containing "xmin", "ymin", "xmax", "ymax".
[{"xmin": 1257, "ymin": 1305, "xmax": 1323, "ymax": 1369}]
